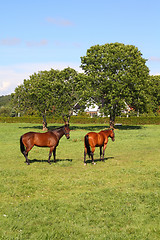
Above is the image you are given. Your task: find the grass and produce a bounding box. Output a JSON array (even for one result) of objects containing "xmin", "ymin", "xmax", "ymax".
[{"xmin": 0, "ymin": 123, "xmax": 160, "ymax": 239}]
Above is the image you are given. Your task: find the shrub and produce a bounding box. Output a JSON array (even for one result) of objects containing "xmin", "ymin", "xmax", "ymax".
[{"xmin": 0, "ymin": 116, "xmax": 160, "ymax": 125}]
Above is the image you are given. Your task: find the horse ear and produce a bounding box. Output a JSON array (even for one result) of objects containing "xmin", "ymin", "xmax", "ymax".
[
  {"xmin": 62, "ymin": 115, "xmax": 65, "ymax": 122},
  {"xmin": 62, "ymin": 115, "xmax": 70, "ymax": 125},
  {"xmin": 67, "ymin": 115, "xmax": 70, "ymax": 124}
]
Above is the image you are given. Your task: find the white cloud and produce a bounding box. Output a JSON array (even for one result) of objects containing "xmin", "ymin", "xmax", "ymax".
[
  {"xmin": 148, "ymin": 56, "xmax": 160, "ymax": 62},
  {"xmin": 26, "ymin": 39, "xmax": 48, "ymax": 47},
  {"xmin": 149, "ymin": 71, "xmax": 160, "ymax": 76},
  {"xmin": 0, "ymin": 62, "xmax": 82, "ymax": 96},
  {"xmin": 0, "ymin": 67, "xmax": 24, "ymax": 95},
  {"xmin": 46, "ymin": 17, "xmax": 74, "ymax": 26},
  {"xmin": 0, "ymin": 38, "xmax": 21, "ymax": 46},
  {"xmin": 0, "ymin": 81, "xmax": 10, "ymax": 91}
]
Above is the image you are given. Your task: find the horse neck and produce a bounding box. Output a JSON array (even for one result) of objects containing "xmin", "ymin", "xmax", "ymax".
[
  {"xmin": 53, "ymin": 127, "xmax": 65, "ymax": 139},
  {"xmin": 105, "ymin": 130, "xmax": 112, "ymax": 138}
]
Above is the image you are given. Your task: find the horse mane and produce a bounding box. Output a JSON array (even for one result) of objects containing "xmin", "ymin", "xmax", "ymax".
[
  {"xmin": 50, "ymin": 125, "xmax": 66, "ymax": 133},
  {"xmin": 102, "ymin": 128, "xmax": 113, "ymax": 132}
]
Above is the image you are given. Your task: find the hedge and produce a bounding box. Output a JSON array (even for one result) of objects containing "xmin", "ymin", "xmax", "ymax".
[
  {"xmin": 115, "ymin": 116, "xmax": 160, "ymax": 125},
  {"xmin": 0, "ymin": 116, "xmax": 160, "ymax": 125}
]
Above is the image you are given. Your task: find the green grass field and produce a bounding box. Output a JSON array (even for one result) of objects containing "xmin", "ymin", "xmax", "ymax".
[{"xmin": 0, "ymin": 123, "xmax": 160, "ymax": 240}]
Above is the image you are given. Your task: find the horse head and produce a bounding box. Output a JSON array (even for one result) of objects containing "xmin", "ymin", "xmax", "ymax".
[
  {"xmin": 110, "ymin": 129, "xmax": 115, "ymax": 142},
  {"xmin": 62, "ymin": 115, "xmax": 70, "ymax": 139}
]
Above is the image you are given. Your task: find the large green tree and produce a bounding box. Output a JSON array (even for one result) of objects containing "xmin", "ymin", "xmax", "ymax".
[
  {"xmin": 12, "ymin": 69, "xmax": 60, "ymax": 129},
  {"xmin": 12, "ymin": 67, "xmax": 88, "ymax": 129},
  {"xmin": 146, "ymin": 75, "xmax": 160, "ymax": 114},
  {"xmin": 81, "ymin": 43, "xmax": 149, "ymax": 127}
]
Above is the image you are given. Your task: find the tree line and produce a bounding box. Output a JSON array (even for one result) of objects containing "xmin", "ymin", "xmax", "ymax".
[{"xmin": 10, "ymin": 42, "xmax": 160, "ymax": 128}]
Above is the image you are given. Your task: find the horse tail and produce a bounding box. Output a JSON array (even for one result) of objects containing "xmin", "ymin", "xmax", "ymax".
[
  {"xmin": 85, "ymin": 135, "xmax": 91, "ymax": 157},
  {"xmin": 20, "ymin": 136, "xmax": 25, "ymax": 155}
]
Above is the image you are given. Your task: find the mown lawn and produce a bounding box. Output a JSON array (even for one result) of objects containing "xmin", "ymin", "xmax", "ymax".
[{"xmin": 0, "ymin": 123, "xmax": 160, "ymax": 239}]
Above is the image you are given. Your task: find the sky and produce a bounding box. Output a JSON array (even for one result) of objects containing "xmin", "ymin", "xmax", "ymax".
[{"xmin": 1, "ymin": 0, "xmax": 160, "ymax": 95}]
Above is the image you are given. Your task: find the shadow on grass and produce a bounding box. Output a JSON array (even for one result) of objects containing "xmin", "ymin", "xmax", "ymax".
[
  {"xmin": 71, "ymin": 125, "xmax": 143, "ymax": 131},
  {"xmin": 85, "ymin": 156, "xmax": 114, "ymax": 164},
  {"xmin": 27, "ymin": 158, "xmax": 72, "ymax": 164},
  {"xmin": 115, "ymin": 125, "xmax": 143, "ymax": 130},
  {"xmin": 19, "ymin": 125, "xmax": 48, "ymax": 130},
  {"xmin": 19, "ymin": 125, "xmax": 143, "ymax": 131}
]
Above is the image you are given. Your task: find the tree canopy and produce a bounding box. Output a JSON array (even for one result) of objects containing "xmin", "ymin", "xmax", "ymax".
[
  {"xmin": 12, "ymin": 67, "xmax": 88, "ymax": 128},
  {"xmin": 146, "ymin": 75, "xmax": 160, "ymax": 114},
  {"xmin": 80, "ymin": 43, "xmax": 149, "ymax": 126}
]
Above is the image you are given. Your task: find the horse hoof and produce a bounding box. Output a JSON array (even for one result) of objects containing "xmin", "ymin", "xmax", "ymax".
[{"xmin": 92, "ymin": 162, "xmax": 96, "ymax": 165}]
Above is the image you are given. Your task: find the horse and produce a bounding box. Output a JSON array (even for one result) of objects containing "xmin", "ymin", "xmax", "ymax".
[
  {"xmin": 20, "ymin": 121, "xmax": 70, "ymax": 165},
  {"xmin": 84, "ymin": 129, "xmax": 115, "ymax": 165}
]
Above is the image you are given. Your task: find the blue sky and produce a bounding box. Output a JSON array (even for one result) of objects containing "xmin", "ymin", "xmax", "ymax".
[{"xmin": 1, "ymin": 0, "xmax": 160, "ymax": 95}]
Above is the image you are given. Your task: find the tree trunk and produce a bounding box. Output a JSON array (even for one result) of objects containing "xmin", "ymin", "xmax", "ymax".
[
  {"xmin": 109, "ymin": 115, "xmax": 115, "ymax": 129},
  {"xmin": 42, "ymin": 113, "xmax": 48, "ymax": 131},
  {"xmin": 109, "ymin": 105, "xmax": 116, "ymax": 129}
]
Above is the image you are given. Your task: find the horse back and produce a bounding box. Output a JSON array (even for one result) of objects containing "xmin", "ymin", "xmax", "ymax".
[
  {"xmin": 87, "ymin": 132, "xmax": 105, "ymax": 147},
  {"xmin": 22, "ymin": 131, "xmax": 58, "ymax": 147}
]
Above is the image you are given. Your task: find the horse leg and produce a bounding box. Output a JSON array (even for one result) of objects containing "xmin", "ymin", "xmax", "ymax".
[
  {"xmin": 23, "ymin": 151, "xmax": 30, "ymax": 165},
  {"xmin": 102, "ymin": 144, "xmax": 107, "ymax": 161},
  {"xmin": 48, "ymin": 147, "xmax": 54, "ymax": 164},
  {"xmin": 24, "ymin": 146, "xmax": 33, "ymax": 165},
  {"xmin": 53, "ymin": 147, "xmax": 56, "ymax": 163},
  {"xmin": 84, "ymin": 147, "xmax": 87, "ymax": 166},
  {"xmin": 91, "ymin": 147, "xmax": 96, "ymax": 165},
  {"xmin": 23, "ymin": 141, "xmax": 34, "ymax": 165},
  {"xmin": 100, "ymin": 146, "xmax": 102, "ymax": 161},
  {"xmin": 48, "ymin": 150, "xmax": 52, "ymax": 164}
]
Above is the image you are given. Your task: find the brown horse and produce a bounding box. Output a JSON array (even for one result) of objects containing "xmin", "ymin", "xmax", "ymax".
[
  {"xmin": 84, "ymin": 129, "xmax": 115, "ymax": 165},
  {"xmin": 20, "ymin": 122, "xmax": 70, "ymax": 165}
]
